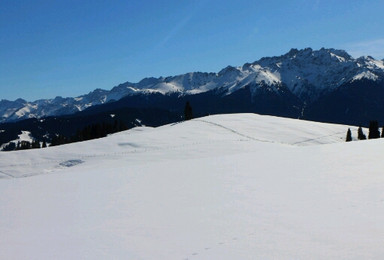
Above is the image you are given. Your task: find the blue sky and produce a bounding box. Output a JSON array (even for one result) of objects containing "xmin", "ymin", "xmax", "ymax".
[{"xmin": 1, "ymin": 0, "xmax": 384, "ymax": 101}]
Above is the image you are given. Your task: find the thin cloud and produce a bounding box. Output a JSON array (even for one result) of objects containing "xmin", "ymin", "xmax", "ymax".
[
  {"xmin": 344, "ymin": 39, "xmax": 384, "ymax": 59},
  {"xmin": 157, "ymin": 13, "xmax": 194, "ymax": 49},
  {"xmin": 155, "ymin": 0, "xmax": 207, "ymax": 50}
]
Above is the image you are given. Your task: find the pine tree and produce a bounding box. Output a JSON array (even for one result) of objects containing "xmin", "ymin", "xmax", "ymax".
[
  {"xmin": 184, "ymin": 101, "xmax": 193, "ymax": 120},
  {"xmin": 368, "ymin": 120, "xmax": 380, "ymax": 139},
  {"xmin": 357, "ymin": 126, "xmax": 366, "ymax": 140},
  {"xmin": 381, "ymin": 126, "xmax": 384, "ymax": 138},
  {"xmin": 346, "ymin": 128, "xmax": 352, "ymax": 142}
]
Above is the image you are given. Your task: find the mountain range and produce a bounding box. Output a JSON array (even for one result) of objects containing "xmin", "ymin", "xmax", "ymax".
[
  {"xmin": 1, "ymin": 47, "xmax": 384, "ymax": 149},
  {"xmin": 2, "ymin": 47, "xmax": 384, "ymax": 123}
]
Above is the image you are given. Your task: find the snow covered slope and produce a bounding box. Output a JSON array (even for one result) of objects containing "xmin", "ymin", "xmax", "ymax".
[
  {"xmin": 0, "ymin": 114, "xmax": 383, "ymax": 259},
  {"xmin": 0, "ymin": 114, "xmax": 357, "ymax": 178}
]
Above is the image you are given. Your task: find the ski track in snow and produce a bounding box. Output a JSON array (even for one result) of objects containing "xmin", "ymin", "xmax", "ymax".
[
  {"xmin": 0, "ymin": 170, "xmax": 15, "ymax": 179},
  {"xmin": 291, "ymin": 130, "xmax": 346, "ymax": 145},
  {"xmin": 196, "ymin": 118, "xmax": 347, "ymax": 146},
  {"xmin": 194, "ymin": 119, "xmax": 272, "ymax": 143},
  {"xmin": 183, "ymin": 233, "xmax": 254, "ymax": 260}
]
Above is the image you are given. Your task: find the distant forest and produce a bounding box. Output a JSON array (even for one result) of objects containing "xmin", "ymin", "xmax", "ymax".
[{"xmin": 2, "ymin": 120, "xmax": 127, "ymax": 151}]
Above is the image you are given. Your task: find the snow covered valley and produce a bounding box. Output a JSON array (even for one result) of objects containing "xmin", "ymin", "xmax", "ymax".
[{"xmin": 1, "ymin": 113, "xmax": 383, "ymax": 259}]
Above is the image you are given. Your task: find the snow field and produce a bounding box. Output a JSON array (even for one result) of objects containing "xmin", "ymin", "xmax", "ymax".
[{"xmin": 0, "ymin": 113, "xmax": 382, "ymax": 259}]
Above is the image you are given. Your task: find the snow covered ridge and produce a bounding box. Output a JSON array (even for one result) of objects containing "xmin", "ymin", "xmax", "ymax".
[
  {"xmin": 1, "ymin": 114, "xmax": 383, "ymax": 259},
  {"xmin": 1, "ymin": 48, "xmax": 384, "ymax": 122},
  {"xmin": 0, "ymin": 113, "xmax": 359, "ymax": 178}
]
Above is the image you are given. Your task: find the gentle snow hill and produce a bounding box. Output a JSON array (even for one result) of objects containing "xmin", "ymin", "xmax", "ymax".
[
  {"xmin": 0, "ymin": 113, "xmax": 383, "ymax": 259},
  {"xmin": 0, "ymin": 114, "xmax": 357, "ymax": 178}
]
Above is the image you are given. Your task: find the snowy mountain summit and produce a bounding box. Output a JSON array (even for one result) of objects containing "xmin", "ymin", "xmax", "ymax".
[
  {"xmin": 1, "ymin": 48, "xmax": 383, "ymax": 123},
  {"xmin": 112, "ymin": 47, "xmax": 384, "ymax": 101}
]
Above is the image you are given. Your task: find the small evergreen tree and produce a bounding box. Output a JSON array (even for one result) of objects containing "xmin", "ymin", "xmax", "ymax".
[
  {"xmin": 42, "ymin": 140, "xmax": 47, "ymax": 148},
  {"xmin": 346, "ymin": 128, "xmax": 352, "ymax": 142},
  {"xmin": 368, "ymin": 120, "xmax": 380, "ymax": 139},
  {"xmin": 184, "ymin": 101, "xmax": 193, "ymax": 120},
  {"xmin": 381, "ymin": 126, "xmax": 384, "ymax": 138},
  {"xmin": 357, "ymin": 126, "xmax": 366, "ymax": 140}
]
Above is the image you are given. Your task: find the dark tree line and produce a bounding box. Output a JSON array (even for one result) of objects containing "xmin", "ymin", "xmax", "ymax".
[
  {"xmin": 3, "ymin": 103, "xmax": 193, "ymax": 151},
  {"xmin": 2, "ymin": 139, "xmax": 44, "ymax": 151},
  {"xmin": 346, "ymin": 120, "xmax": 383, "ymax": 142},
  {"xmin": 51, "ymin": 120, "xmax": 128, "ymax": 146},
  {"xmin": 2, "ymin": 120, "xmax": 128, "ymax": 151}
]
